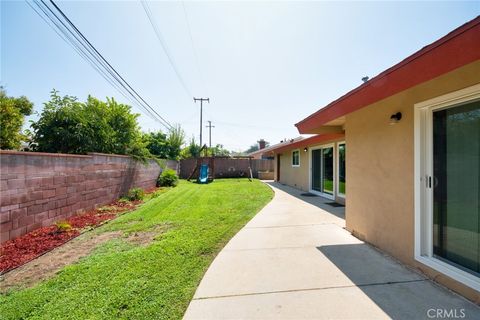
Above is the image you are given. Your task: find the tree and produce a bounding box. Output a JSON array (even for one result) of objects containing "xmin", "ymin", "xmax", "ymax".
[
  {"xmin": 30, "ymin": 90, "xmax": 149, "ymax": 158},
  {"xmin": 143, "ymin": 125, "xmax": 185, "ymax": 160},
  {"xmin": 0, "ymin": 88, "xmax": 33, "ymax": 150},
  {"xmin": 245, "ymin": 144, "xmax": 259, "ymax": 154},
  {"xmin": 166, "ymin": 124, "xmax": 185, "ymax": 160},
  {"xmin": 208, "ymin": 144, "xmax": 230, "ymax": 157},
  {"xmin": 180, "ymin": 137, "xmax": 201, "ymax": 159},
  {"xmin": 143, "ymin": 131, "xmax": 169, "ymax": 158},
  {"xmin": 244, "ymin": 140, "xmax": 269, "ymax": 154}
]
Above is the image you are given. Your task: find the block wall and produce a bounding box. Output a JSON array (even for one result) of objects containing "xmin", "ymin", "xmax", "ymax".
[{"xmin": 0, "ymin": 151, "xmax": 165, "ymax": 243}]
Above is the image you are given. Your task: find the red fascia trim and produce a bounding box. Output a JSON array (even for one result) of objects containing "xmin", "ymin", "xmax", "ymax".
[
  {"xmin": 296, "ymin": 17, "xmax": 480, "ymax": 134},
  {"xmin": 273, "ymin": 133, "xmax": 344, "ymax": 154}
]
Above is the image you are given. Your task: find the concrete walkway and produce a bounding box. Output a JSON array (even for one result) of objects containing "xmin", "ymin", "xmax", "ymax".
[{"xmin": 184, "ymin": 182, "xmax": 480, "ymax": 319}]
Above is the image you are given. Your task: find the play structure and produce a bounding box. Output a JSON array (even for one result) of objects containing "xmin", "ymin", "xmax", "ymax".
[
  {"xmin": 187, "ymin": 156, "xmax": 215, "ymax": 184},
  {"xmin": 198, "ymin": 164, "xmax": 209, "ymax": 183},
  {"xmin": 187, "ymin": 145, "xmax": 215, "ymax": 184},
  {"xmin": 186, "ymin": 147, "xmax": 254, "ymax": 184}
]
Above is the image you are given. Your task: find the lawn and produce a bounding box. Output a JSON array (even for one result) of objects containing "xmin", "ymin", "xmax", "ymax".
[{"xmin": 0, "ymin": 179, "xmax": 273, "ymax": 320}]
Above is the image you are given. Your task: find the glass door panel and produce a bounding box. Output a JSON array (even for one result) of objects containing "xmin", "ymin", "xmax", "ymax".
[
  {"xmin": 432, "ymin": 100, "xmax": 480, "ymax": 275},
  {"xmin": 312, "ymin": 149, "xmax": 322, "ymax": 192},
  {"xmin": 338, "ymin": 144, "xmax": 346, "ymax": 195},
  {"xmin": 322, "ymin": 147, "xmax": 334, "ymax": 195}
]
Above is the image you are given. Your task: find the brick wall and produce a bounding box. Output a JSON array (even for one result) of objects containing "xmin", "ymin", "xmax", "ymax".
[{"xmin": 0, "ymin": 151, "xmax": 171, "ymax": 243}]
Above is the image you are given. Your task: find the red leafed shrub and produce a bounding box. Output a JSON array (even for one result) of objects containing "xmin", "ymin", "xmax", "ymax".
[
  {"xmin": 68, "ymin": 211, "xmax": 116, "ymax": 229},
  {"xmin": 0, "ymin": 226, "xmax": 79, "ymax": 273},
  {"xmin": 0, "ymin": 188, "xmax": 158, "ymax": 274}
]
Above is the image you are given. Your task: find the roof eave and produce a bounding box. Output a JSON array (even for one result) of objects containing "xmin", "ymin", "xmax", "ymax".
[{"xmin": 296, "ymin": 16, "xmax": 480, "ymax": 134}]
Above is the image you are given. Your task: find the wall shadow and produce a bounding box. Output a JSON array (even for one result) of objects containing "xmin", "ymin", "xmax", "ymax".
[
  {"xmin": 316, "ymin": 244, "xmax": 480, "ymax": 319},
  {"xmin": 265, "ymin": 181, "xmax": 345, "ymax": 220}
]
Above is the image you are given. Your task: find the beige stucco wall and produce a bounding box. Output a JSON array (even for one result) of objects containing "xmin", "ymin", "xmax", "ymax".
[
  {"xmin": 277, "ymin": 149, "xmax": 309, "ymax": 191},
  {"xmin": 275, "ymin": 138, "xmax": 345, "ymax": 204},
  {"xmin": 345, "ymin": 60, "xmax": 480, "ymax": 302}
]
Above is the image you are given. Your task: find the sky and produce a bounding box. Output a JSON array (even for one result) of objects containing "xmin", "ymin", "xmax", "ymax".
[{"xmin": 1, "ymin": 1, "xmax": 479, "ymax": 152}]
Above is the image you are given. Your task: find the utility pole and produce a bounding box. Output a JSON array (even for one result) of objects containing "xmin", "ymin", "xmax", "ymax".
[
  {"xmin": 206, "ymin": 120, "xmax": 215, "ymax": 148},
  {"xmin": 194, "ymin": 97, "xmax": 209, "ymax": 148}
]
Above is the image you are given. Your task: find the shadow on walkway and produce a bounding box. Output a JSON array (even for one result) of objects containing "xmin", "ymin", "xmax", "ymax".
[
  {"xmin": 317, "ymin": 243, "xmax": 480, "ymax": 319},
  {"xmin": 265, "ymin": 181, "xmax": 345, "ymax": 220}
]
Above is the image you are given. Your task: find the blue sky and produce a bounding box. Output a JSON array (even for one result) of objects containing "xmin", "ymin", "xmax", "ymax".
[{"xmin": 1, "ymin": 1, "xmax": 479, "ymax": 151}]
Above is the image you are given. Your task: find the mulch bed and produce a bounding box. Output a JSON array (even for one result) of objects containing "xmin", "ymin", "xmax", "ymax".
[{"xmin": 0, "ymin": 190, "xmax": 158, "ymax": 275}]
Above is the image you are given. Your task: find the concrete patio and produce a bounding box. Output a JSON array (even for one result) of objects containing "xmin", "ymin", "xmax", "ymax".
[{"xmin": 184, "ymin": 182, "xmax": 480, "ymax": 319}]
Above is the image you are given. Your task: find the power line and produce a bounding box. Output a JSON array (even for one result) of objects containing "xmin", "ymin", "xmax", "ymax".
[
  {"xmin": 40, "ymin": 0, "xmax": 171, "ymax": 129},
  {"xmin": 141, "ymin": 0, "xmax": 193, "ymax": 98},
  {"xmin": 48, "ymin": 0, "xmax": 173, "ymax": 130},
  {"xmin": 35, "ymin": 0, "xmax": 165, "ymax": 127},
  {"xmin": 182, "ymin": 1, "xmax": 209, "ymax": 95},
  {"xmin": 28, "ymin": 0, "xmax": 138, "ymax": 111},
  {"xmin": 28, "ymin": 0, "xmax": 173, "ymax": 130}
]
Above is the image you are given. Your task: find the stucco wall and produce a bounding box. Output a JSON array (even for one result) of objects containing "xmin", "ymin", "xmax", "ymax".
[
  {"xmin": 345, "ymin": 60, "xmax": 480, "ymax": 301},
  {"xmin": 278, "ymin": 149, "xmax": 309, "ymax": 191},
  {"xmin": 276, "ymin": 138, "xmax": 345, "ymax": 203}
]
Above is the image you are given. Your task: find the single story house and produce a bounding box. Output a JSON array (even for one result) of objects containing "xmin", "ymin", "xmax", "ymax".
[
  {"xmin": 247, "ymin": 137, "xmax": 304, "ymax": 159},
  {"xmin": 272, "ymin": 17, "xmax": 480, "ymax": 301}
]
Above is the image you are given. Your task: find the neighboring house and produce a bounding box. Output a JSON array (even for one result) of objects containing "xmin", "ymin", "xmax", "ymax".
[
  {"xmin": 272, "ymin": 17, "xmax": 480, "ymax": 301},
  {"xmin": 247, "ymin": 137, "xmax": 304, "ymax": 160}
]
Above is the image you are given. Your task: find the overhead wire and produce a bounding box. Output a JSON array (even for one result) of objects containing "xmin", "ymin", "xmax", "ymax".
[
  {"xmin": 28, "ymin": 0, "xmax": 138, "ymax": 111},
  {"xmin": 141, "ymin": 0, "xmax": 193, "ymax": 98},
  {"xmin": 181, "ymin": 1, "xmax": 209, "ymax": 95},
  {"xmin": 27, "ymin": 0, "xmax": 173, "ymax": 130},
  {"xmin": 48, "ymin": 0, "xmax": 173, "ymax": 130}
]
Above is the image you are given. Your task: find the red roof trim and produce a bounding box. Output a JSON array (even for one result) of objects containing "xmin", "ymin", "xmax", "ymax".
[
  {"xmin": 295, "ymin": 16, "xmax": 480, "ymax": 133},
  {"xmin": 272, "ymin": 133, "xmax": 344, "ymax": 154}
]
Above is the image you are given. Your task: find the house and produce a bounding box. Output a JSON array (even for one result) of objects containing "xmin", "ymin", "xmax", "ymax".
[
  {"xmin": 272, "ymin": 17, "xmax": 480, "ymax": 301},
  {"xmin": 247, "ymin": 137, "xmax": 304, "ymax": 160}
]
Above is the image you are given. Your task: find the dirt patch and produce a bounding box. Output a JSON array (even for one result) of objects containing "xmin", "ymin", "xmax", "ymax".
[
  {"xmin": 0, "ymin": 231, "xmax": 121, "ymax": 293},
  {"xmin": 125, "ymin": 225, "xmax": 169, "ymax": 246},
  {"xmin": 0, "ymin": 224, "xmax": 170, "ymax": 292}
]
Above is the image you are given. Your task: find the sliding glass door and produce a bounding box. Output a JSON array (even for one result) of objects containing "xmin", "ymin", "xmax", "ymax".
[
  {"xmin": 338, "ymin": 143, "xmax": 346, "ymax": 197},
  {"xmin": 432, "ymin": 100, "xmax": 480, "ymax": 275},
  {"xmin": 311, "ymin": 146, "xmax": 334, "ymax": 199}
]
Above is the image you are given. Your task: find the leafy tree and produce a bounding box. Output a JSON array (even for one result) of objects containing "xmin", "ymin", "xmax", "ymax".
[
  {"xmin": 180, "ymin": 137, "xmax": 202, "ymax": 159},
  {"xmin": 245, "ymin": 144, "xmax": 259, "ymax": 153},
  {"xmin": 245, "ymin": 140, "xmax": 270, "ymax": 154},
  {"xmin": 30, "ymin": 90, "xmax": 149, "ymax": 158},
  {"xmin": 208, "ymin": 144, "xmax": 230, "ymax": 157},
  {"xmin": 143, "ymin": 125, "xmax": 185, "ymax": 160},
  {"xmin": 166, "ymin": 124, "xmax": 185, "ymax": 160},
  {"xmin": 0, "ymin": 88, "xmax": 33, "ymax": 150},
  {"xmin": 143, "ymin": 131, "xmax": 169, "ymax": 158}
]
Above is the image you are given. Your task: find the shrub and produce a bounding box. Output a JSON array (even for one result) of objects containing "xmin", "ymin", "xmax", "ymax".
[
  {"xmin": 125, "ymin": 188, "xmax": 145, "ymax": 201},
  {"xmin": 150, "ymin": 190, "xmax": 162, "ymax": 198},
  {"xmin": 30, "ymin": 90, "xmax": 149, "ymax": 159},
  {"xmin": 55, "ymin": 221, "xmax": 72, "ymax": 233},
  {"xmin": 157, "ymin": 169, "xmax": 179, "ymax": 187}
]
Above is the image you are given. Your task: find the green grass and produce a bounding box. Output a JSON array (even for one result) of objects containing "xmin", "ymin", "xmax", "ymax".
[
  {"xmin": 0, "ymin": 179, "xmax": 273, "ymax": 320},
  {"xmin": 319, "ymin": 179, "xmax": 345, "ymax": 195}
]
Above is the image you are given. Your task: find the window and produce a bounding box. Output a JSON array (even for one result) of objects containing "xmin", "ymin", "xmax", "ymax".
[
  {"xmin": 292, "ymin": 150, "xmax": 300, "ymax": 167},
  {"xmin": 415, "ymin": 84, "xmax": 480, "ymax": 291}
]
